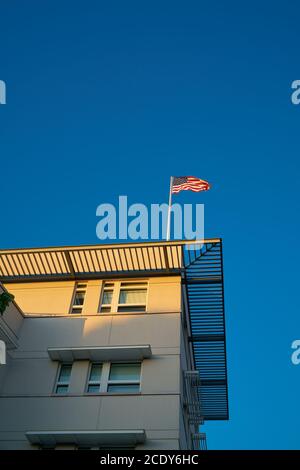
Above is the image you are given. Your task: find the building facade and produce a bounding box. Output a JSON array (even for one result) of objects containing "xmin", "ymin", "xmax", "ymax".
[{"xmin": 0, "ymin": 240, "xmax": 228, "ymax": 450}]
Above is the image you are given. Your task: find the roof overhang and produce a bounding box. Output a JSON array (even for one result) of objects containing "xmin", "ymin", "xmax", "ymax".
[
  {"xmin": 0, "ymin": 240, "xmax": 220, "ymax": 282},
  {"xmin": 25, "ymin": 430, "xmax": 146, "ymax": 447},
  {"xmin": 47, "ymin": 345, "xmax": 152, "ymax": 362}
]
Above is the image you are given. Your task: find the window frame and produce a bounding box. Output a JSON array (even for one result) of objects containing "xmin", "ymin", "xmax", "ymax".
[
  {"xmin": 69, "ymin": 282, "xmax": 87, "ymax": 315},
  {"xmin": 86, "ymin": 362, "xmax": 103, "ymax": 394},
  {"xmin": 99, "ymin": 281, "xmax": 148, "ymax": 314},
  {"xmin": 107, "ymin": 362, "xmax": 141, "ymax": 393},
  {"xmin": 84, "ymin": 361, "xmax": 142, "ymax": 395},
  {"xmin": 99, "ymin": 282, "xmax": 115, "ymax": 313},
  {"xmin": 54, "ymin": 363, "xmax": 72, "ymax": 395}
]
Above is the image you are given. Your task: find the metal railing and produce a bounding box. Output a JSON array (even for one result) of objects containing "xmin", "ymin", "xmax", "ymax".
[
  {"xmin": 192, "ymin": 433, "xmax": 207, "ymax": 450},
  {"xmin": 183, "ymin": 370, "xmax": 203, "ymax": 426}
]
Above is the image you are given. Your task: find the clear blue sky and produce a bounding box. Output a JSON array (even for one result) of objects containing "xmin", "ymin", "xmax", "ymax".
[{"xmin": 1, "ymin": 0, "xmax": 300, "ymax": 449}]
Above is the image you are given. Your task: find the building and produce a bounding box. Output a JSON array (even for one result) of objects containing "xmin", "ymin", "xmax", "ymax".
[{"xmin": 0, "ymin": 239, "xmax": 228, "ymax": 450}]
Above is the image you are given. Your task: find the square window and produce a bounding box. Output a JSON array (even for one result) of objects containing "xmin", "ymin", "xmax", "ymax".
[
  {"xmin": 99, "ymin": 282, "xmax": 148, "ymax": 314},
  {"xmin": 107, "ymin": 363, "xmax": 141, "ymax": 393},
  {"xmin": 118, "ymin": 288, "xmax": 147, "ymax": 305},
  {"xmin": 109, "ymin": 363, "xmax": 141, "ymax": 381},
  {"xmin": 117, "ymin": 284, "xmax": 147, "ymax": 313}
]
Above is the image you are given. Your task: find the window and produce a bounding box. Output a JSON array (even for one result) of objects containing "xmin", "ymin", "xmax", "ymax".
[
  {"xmin": 86, "ymin": 363, "xmax": 102, "ymax": 393},
  {"xmin": 85, "ymin": 362, "xmax": 142, "ymax": 394},
  {"xmin": 55, "ymin": 364, "xmax": 72, "ymax": 394},
  {"xmin": 99, "ymin": 281, "xmax": 148, "ymax": 313},
  {"xmin": 70, "ymin": 283, "xmax": 87, "ymax": 314},
  {"xmin": 107, "ymin": 363, "xmax": 141, "ymax": 392},
  {"xmin": 100, "ymin": 283, "xmax": 114, "ymax": 312},
  {"xmin": 118, "ymin": 283, "xmax": 147, "ymax": 312}
]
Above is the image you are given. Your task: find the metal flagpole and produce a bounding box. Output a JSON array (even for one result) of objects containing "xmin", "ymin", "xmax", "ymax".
[{"xmin": 166, "ymin": 176, "xmax": 174, "ymax": 241}]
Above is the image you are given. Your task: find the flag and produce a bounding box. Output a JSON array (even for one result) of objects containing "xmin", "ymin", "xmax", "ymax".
[{"xmin": 172, "ymin": 176, "xmax": 211, "ymax": 194}]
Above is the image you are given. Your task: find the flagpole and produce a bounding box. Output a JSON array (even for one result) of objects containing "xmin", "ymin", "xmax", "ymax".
[{"xmin": 166, "ymin": 176, "xmax": 174, "ymax": 241}]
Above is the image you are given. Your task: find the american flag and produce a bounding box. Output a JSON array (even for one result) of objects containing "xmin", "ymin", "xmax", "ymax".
[{"xmin": 172, "ymin": 176, "xmax": 211, "ymax": 194}]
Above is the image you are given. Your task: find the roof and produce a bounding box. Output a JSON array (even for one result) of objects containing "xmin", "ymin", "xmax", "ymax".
[
  {"xmin": 0, "ymin": 239, "xmax": 219, "ymax": 281},
  {"xmin": 0, "ymin": 239, "xmax": 229, "ymax": 421}
]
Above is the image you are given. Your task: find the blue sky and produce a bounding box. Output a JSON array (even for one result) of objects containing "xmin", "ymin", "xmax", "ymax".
[{"xmin": 1, "ymin": 0, "xmax": 300, "ymax": 449}]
